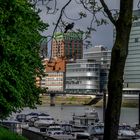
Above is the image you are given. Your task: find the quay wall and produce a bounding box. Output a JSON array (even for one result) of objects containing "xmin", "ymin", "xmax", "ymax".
[{"xmin": 22, "ymin": 128, "xmax": 57, "ymax": 140}]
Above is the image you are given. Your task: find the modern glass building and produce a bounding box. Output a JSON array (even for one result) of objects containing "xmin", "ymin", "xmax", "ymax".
[
  {"xmin": 83, "ymin": 45, "xmax": 111, "ymax": 92},
  {"xmin": 66, "ymin": 59, "xmax": 100, "ymax": 93},
  {"xmin": 123, "ymin": 10, "xmax": 140, "ymax": 88}
]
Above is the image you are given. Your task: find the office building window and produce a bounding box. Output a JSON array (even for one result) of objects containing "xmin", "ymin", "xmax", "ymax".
[{"xmin": 135, "ymin": 38, "xmax": 139, "ymax": 43}]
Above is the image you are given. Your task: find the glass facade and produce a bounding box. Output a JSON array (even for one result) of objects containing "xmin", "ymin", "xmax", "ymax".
[
  {"xmin": 66, "ymin": 59, "xmax": 100, "ymax": 93},
  {"xmin": 83, "ymin": 46, "xmax": 111, "ymax": 92},
  {"xmin": 124, "ymin": 10, "xmax": 140, "ymax": 88}
]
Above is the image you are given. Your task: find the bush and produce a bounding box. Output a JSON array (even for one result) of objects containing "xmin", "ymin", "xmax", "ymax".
[{"xmin": 0, "ymin": 127, "xmax": 27, "ymax": 140}]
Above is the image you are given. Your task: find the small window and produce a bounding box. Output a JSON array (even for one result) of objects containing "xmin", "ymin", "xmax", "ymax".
[{"xmin": 135, "ymin": 38, "xmax": 139, "ymax": 43}]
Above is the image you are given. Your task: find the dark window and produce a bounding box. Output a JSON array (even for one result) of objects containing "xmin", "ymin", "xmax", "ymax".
[{"xmin": 135, "ymin": 38, "xmax": 139, "ymax": 43}]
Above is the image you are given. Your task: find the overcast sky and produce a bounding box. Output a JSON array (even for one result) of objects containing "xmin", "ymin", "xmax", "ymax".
[{"xmin": 36, "ymin": 0, "xmax": 139, "ymax": 51}]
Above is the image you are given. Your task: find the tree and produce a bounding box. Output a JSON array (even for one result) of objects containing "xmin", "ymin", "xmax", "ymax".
[
  {"xmin": 100, "ymin": 1, "xmax": 133, "ymax": 140},
  {"xmin": 0, "ymin": 0, "xmax": 48, "ymax": 118}
]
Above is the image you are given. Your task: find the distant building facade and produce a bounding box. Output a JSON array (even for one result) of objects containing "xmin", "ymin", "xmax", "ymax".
[
  {"xmin": 52, "ymin": 32, "xmax": 83, "ymax": 60},
  {"xmin": 39, "ymin": 32, "xmax": 83, "ymax": 92},
  {"xmin": 83, "ymin": 45, "xmax": 111, "ymax": 92},
  {"xmin": 123, "ymin": 10, "xmax": 140, "ymax": 88},
  {"xmin": 113, "ymin": 10, "xmax": 140, "ymax": 88},
  {"xmin": 66, "ymin": 59, "xmax": 100, "ymax": 93},
  {"xmin": 40, "ymin": 45, "xmax": 111, "ymax": 93},
  {"xmin": 40, "ymin": 58, "xmax": 66, "ymax": 91}
]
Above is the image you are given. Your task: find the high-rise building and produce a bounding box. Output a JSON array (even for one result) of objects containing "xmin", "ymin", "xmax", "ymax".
[
  {"xmin": 66, "ymin": 59, "xmax": 100, "ymax": 93},
  {"xmin": 122, "ymin": 10, "xmax": 140, "ymax": 88},
  {"xmin": 65, "ymin": 45, "xmax": 111, "ymax": 93},
  {"xmin": 52, "ymin": 32, "xmax": 83, "ymax": 60},
  {"xmin": 83, "ymin": 45, "xmax": 111, "ymax": 92}
]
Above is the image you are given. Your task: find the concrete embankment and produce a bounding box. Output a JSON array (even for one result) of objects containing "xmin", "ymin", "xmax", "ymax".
[
  {"xmin": 40, "ymin": 95, "xmax": 139, "ymax": 108},
  {"xmin": 94, "ymin": 98, "xmax": 138, "ymax": 108},
  {"xmin": 40, "ymin": 95, "xmax": 93, "ymax": 106}
]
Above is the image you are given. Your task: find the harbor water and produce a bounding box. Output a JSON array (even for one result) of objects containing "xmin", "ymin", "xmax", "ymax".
[{"xmin": 15, "ymin": 105, "xmax": 138, "ymax": 127}]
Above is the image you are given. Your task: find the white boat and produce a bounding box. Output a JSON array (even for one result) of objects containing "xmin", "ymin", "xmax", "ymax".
[
  {"xmin": 46, "ymin": 124, "xmax": 90, "ymax": 140},
  {"xmin": 72, "ymin": 125, "xmax": 87, "ymax": 132},
  {"xmin": 85, "ymin": 122, "xmax": 104, "ymax": 140},
  {"xmin": 34, "ymin": 115, "xmax": 55, "ymax": 127},
  {"xmin": 25, "ymin": 112, "xmax": 39, "ymax": 121},
  {"xmin": 118, "ymin": 124, "xmax": 136, "ymax": 139},
  {"xmin": 71, "ymin": 108, "xmax": 99, "ymax": 126},
  {"xmin": 40, "ymin": 124, "xmax": 75, "ymax": 140},
  {"xmin": 60, "ymin": 123, "xmax": 73, "ymax": 133},
  {"xmin": 46, "ymin": 124, "xmax": 64, "ymax": 135},
  {"xmin": 87, "ymin": 123, "xmax": 138, "ymax": 140},
  {"xmin": 87, "ymin": 122, "xmax": 138, "ymax": 140},
  {"xmin": 16, "ymin": 114, "xmax": 26, "ymax": 122},
  {"xmin": 87, "ymin": 122, "xmax": 104, "ymax": 136},
  {"xmin": 73, "ymin": 131, "xmax": 90, "ymax": 140}
]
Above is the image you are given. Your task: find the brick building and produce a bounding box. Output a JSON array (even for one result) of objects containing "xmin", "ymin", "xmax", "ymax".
[
  {"xmin": 40, "ymin": 58, "xmax": 66, "ymax": 91},
  {"xmin": 52, "ymin": 32, "xmax": 83, "ymax": 61}
]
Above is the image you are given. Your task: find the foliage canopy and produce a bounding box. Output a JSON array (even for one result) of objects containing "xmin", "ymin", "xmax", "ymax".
[{"xmin": 0, "ymin": 0, "xmax": 48, "ymax": 118}]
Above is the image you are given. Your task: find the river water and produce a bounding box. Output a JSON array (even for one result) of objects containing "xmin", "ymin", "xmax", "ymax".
[{"xmin": 16, "ymin": 105, "xmax": 139, "ymax": 127}]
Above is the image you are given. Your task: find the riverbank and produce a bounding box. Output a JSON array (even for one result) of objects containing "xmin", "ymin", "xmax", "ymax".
[
  {"xmin": 40, "ymin": 95, "xmax": 92, "ymax": 105},
  {"xmin": 94, "ymin": 98, "xmax": 138, "ymax": 108},
  {"xmin": 40, "ymin": 95, "xmax": 138, "ymax": 108}
]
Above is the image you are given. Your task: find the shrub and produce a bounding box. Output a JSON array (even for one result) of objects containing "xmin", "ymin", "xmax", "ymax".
[{"xmin": 0, "ymin": 127, "xmax": 27, "ymax": 140}]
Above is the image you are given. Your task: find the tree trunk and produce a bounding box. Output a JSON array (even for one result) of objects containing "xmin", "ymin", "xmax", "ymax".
[{"xmin": 103, "ymin": 1, "xmax": 133, "ymax": 140}]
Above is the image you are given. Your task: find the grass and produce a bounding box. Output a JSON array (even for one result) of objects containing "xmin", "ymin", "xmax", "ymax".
[{"xmin": 0, "ymin": 127, "xmax": 27, "ymax": 140}]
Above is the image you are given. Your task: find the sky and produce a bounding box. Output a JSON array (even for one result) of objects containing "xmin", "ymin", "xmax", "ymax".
[{"xmin": 35, "ymin": 0, "xmax": 139, "ymax": 53}]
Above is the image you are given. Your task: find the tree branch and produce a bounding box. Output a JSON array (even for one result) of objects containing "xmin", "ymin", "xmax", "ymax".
[
  {"xmin": 50, "ymin": 0, "xmax": 72, "ymax": 59},
  {"xmin": 100, "ymin": 0, "xmax": 116, "ymax": 26},
  {"xmin": 138, "ymin": 0, "xmax": 140, "ymax": 8},
  {"xmin": 46, "ymin": 0, "xmax": 58, "ymax": 14}
]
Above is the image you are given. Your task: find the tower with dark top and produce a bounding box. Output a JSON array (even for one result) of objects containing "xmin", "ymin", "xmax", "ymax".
[{"xmin": 52, "ymin": 32, "xmax": 83, "ymax": 61}]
